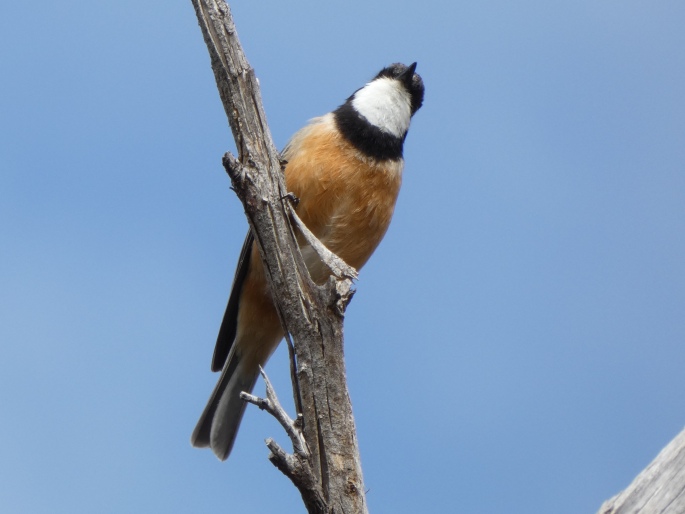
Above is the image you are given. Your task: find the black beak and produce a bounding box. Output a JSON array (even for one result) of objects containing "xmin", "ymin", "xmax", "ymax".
[{"xmin": 398, "ymin": 62, "xmax": 417, "ymax": 87}]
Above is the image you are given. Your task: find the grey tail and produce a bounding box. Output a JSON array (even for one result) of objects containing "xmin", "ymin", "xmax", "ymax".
[{"xmin": 190, "ymin": 354, "xmax": 259, "ymax": 461}]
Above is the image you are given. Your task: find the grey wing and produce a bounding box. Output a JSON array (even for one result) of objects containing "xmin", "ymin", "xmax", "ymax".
[{"xmin": 210, "ymin": 231, "xmax": 254, "ymax": 372}]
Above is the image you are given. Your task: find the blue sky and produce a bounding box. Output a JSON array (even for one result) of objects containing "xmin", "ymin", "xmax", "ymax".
[{"xmin": 1, "ymin": 1, "xmax": 684, "ymax": 512}]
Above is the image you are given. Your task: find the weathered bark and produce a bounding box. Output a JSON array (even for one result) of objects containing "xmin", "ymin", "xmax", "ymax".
[
  {"xmin": 598, "ymin": 427, "xmax": 685, "ymax": 514},
  {"xmin": 189, "ymin": 1, "xmax": 368, "ymax": 513}
]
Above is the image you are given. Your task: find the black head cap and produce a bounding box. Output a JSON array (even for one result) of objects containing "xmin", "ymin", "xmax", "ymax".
[{"xmin": 374, "ymin": 62, "xmax": 425, "ymax": 115}]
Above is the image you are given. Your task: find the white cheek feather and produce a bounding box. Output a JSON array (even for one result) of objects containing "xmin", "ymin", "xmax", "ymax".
[{"xmin": 351, "ymin": 77, "xmax": 412, "ymax": 138}]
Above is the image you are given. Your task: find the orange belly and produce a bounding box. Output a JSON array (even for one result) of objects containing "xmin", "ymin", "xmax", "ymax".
[{"xmin": 235, "ymin": 114, "xmax": 403, "ymax": 369}]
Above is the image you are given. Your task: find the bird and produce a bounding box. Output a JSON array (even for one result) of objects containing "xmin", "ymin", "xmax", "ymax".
[{"xmin": 191, "ymin": 62, "xmax": 425, "ymax": 461}]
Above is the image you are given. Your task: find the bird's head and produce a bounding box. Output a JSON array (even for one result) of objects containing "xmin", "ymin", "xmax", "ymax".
[{"xmin": 347, "ymin": 62, "xmax": 424, "ymax": 139}]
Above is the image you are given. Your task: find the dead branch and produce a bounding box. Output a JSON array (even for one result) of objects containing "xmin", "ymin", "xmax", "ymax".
[
  {"xmin": 189, "ymin": 1, "xmax": 368, "ymax": 512},
  {"xmin": 240, "ymin": 366, "xmax": 310, "ymax": 459},
  {"xmin": 597, "ymin": 427, "xmax": 685, "ymax": 514},
  {"xmin": 287, "ymin": 201, "xmax": 359, "ymax": 281}
]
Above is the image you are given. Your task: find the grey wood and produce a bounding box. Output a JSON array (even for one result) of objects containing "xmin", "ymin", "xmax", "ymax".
[
  {"xmin": 189, "ymin": 1, "xmax": 368, "ymax": 512},
  {"xmin": 598, "ymin": 428, "xmax": 685, "ymax": 514}
]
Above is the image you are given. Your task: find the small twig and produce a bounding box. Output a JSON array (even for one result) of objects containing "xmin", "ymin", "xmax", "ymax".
[
  {"xmin": 242, "ymin": 368, "xmax": 328, "ymax": 512},
  {"xmin": 241, "ymin": 366, "xmax": 310, "ymax": 458},
  {"xmin": 265, "ymin": 437, "xmax": 293, "ymax": 471},
  {"xmin": 265, "ymin": 438, "xmax": 328, "ymax": 514},
  {"xmin": 285, "ymin": 333, "xmax": 305, "ymax": 428},
  {"xmin": 285, "ymin": 201, "xmax": 359, "ymax": 281}
]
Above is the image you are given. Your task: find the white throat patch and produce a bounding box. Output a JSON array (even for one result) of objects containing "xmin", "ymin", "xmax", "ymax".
[{"xmin": 351, "ymin": 77, "xmax": 412, "ymax": 139}]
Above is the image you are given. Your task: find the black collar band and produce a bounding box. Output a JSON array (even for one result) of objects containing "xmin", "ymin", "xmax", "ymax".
[{"xmin": 333, "ymin": 103, "xmax": 405, "ymax": 161}]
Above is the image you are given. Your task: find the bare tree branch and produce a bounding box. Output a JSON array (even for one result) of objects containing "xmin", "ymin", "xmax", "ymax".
[
  {"xmin": 598, "ymin": 427, "xmax": 685, "ymax": 514},
  {"xmin": 190, "ymin": 1, "xmax": 368, "ymax": 512},
  {"xmin": 241, "ymin": 367, "xmax": 328, "ymax": 513},
  {"xmin": 285, "ymin": 197, "xmax": 359, "ymax": 281},
  {"xmin": 241, "ymin": 366, "xmax": 310, "ymax": 459}
]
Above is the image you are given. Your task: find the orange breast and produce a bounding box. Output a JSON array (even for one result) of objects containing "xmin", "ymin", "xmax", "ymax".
[
  {"xmin": 284, "ymin": 115, "xmax": 403, "ymax": 281},
  {"xmin": 234, "ymin": 115, "xmax": 404, "ymax": 368}
]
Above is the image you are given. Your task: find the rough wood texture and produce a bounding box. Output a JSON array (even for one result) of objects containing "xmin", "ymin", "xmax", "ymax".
[
  {"xmin": 190, "ymin": 2, "xmax": 368, "ymax": 513},
  {"xmin": 598, "ymin": 427, "xmax": 685, "ymax": 514}
]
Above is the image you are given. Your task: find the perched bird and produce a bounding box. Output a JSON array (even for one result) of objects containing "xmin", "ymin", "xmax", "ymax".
[{"xmin": 191, "ymin": 62, "xmax": 425, "ymax": 460}]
